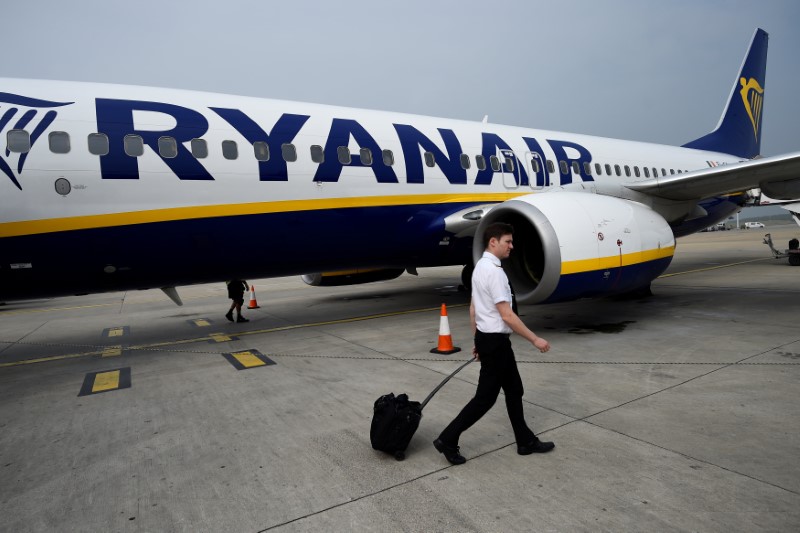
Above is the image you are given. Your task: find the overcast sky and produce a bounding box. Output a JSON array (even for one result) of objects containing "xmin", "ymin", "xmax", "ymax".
[{"xmin": 4, "ymin": 1, "xmax": 798, "ymax": 156}]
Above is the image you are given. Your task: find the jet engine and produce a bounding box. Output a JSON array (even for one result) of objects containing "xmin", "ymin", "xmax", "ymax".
[{"xmin": 474, "ymin": 192, "xmax": 675, "ymax": 304}]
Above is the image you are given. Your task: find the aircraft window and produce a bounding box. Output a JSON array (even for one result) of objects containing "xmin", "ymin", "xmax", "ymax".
[
  {"xmin": 559, "ymin": 161, "xmax": 568, "ymax": 174},
  {"xmin": 424, "ymin": 151, "xmax": 435, "ymax": 167},
  {"xmin": 222, "ymin": 140, "xmax": 238, "ymax": 160},
  {"xmin": 124, "ymin": 134, "xmax": 144, "ymax": 157},
  {"xmin": 547, "ymin": 160, "xmax": 555, "ymax": 173},
  {"xmin": 652, "ymin": 168, "xmax": 658, "ymax": 177},
  {"xmin": 670, "ymin": 169, "xmax": 675, "ymax": 174},
  {"xmin": 623, "ymin": 165, "xmax": 630, "ymax": 177},
  {"xmin": 382, "ymin": 149, "xmax": 394, "ymax": 166},
  {"xmin": 360, "ymin": 147, "xmax": 373, "ymax": 165},
  {"xmin": 531, "ymin": 158, "xmax": 540, "ymax": 173},
  {"xmin": 253, "ymin": 141, "xmax": 270, "ymax": 161},
  {"xmin": 490, "ymin": 155, "xmax": 501, "ymax": 172},
  {"xmin": 572, "ymin": 161, "xmax": 580, "ymax": 174},
  {"xmin": 460, "ymin": 153, "xmax": 471, "ymax": 169},
  {"xmin": 584, "ymin": 162, "xmax": 592, "ymax": 175},
  {"xmin": 338, "ymin": 146, "xmax": 351, "ymax": 164},
  {"xmin": 644, "ymin": 167, "xmax": 650, "ymax": 178},
  {"xmin": 48, "ymin": 131, "xmax": 70, "ymax": 154},
  {"xmin": 7, "ymin": 129, "xmax": 31, "ymax": 153},
  {"xmin": 88, "ymin": 133, "xmax": 109, "ymax": 156},
  {"xmin": 594, "ymin": 163, "xmax": 601, "ymax": 175},
  {"xmin": 634, "ymin": 166, "xmax": 640, "ymax": 178},
  {"xmin": 191, "ymin": 138, "xmax": 208, "ymax": 159},
  {"xmin": 614, "ymin": 164, "xmax": 621, "ymax": 176},
  {"xmin": 505, "ymin": 157, "xmax": 515, "ymax": 172},
  {"xmin": 475, "ymin": 155, "xmax": 487, "ymax": 170},
  {"xmin": 661, "ymin": 168, "xmax": 666, "ymax": 176},
  {"xmin": 310, "ymin": 144, "xmax": 324, "ymax": 163},
  {"xmin": 605, "ymin": 164, "xmax": 612, "ymax": 175},
  {"xmin": 158, "ymin": 136, "xmax": 178, "ymax": 159},
  {"xmin": 281, "ymin": 143, "xmax": 297, "ymax": 162}
]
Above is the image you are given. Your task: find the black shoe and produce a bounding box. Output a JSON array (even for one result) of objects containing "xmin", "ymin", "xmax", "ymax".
[
  {"xmin": 236, "ymin": 316, "xmax": 249, "ymax": 323},
  {"xmin": 517, "ymin": 437, "xmax": 555, "ymax": 455},
  {"xmin": 225, "ymin": 311, "xmax": 234, "ymax": 322},
  {"xmin": 433, "ymin": 438, "xmax": 466, "ymax": 465}
]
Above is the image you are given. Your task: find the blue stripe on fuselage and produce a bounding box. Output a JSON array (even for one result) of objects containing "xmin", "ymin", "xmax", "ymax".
[{"xmin": 0, "ymin": 203, "xmax": 478, "ymax": 300}]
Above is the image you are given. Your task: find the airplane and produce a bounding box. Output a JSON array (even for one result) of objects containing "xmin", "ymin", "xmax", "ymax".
[
  {"xmin": 747, "ymin": 190, "xmax": 800, "ymax": 227},
  {"xmin": 1, "ymin": 28, "xmax": 799, "ymax": 306}
]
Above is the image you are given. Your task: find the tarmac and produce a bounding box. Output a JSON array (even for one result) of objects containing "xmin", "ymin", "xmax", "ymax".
[{"xmin": 0, "ymin": 224, "xmax": 798, "ymax": 532}]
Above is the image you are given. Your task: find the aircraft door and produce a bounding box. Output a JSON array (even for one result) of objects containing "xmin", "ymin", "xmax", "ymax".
[
  {"xmin": 525, "ymin": 150, "xmax": 548, "ymax": 189},
  {"xmin": 500, "ymin": 149, "xmax": 519, "ymax": 189}
]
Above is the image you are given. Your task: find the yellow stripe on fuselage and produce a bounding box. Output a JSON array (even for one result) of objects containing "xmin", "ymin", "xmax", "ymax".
[
  {"xmin": 561, "ymin": 245, "xmax": 675, "ymax": 275},
  {"xmin": 0, "ymin": 193, "xmax": 523, "ymax": 238}
]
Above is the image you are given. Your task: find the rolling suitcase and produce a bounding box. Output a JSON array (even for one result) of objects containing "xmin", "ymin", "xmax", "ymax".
[{"xmin": 370, "ymin": 357, "xmax": 474, "ymax": 460}]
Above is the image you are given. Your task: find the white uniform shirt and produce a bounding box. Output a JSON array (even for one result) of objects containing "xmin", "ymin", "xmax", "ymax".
[{"xmin": 472, "ymin": 251, "xmax": 513, "ymax": 334}]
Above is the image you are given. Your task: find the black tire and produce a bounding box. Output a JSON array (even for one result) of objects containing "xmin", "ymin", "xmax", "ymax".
[{"xmin": 461, "ymin": 263, "xmax": 474, "ymax": 291}]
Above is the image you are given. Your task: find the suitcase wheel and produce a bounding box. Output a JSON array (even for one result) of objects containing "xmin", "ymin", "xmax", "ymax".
[{"xmin": 394, "ymin": 451, "xmax": 405, "ymax": 461}]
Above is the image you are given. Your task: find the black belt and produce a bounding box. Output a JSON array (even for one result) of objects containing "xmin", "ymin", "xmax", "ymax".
[{"xmin": 475, "ymin": 330, "xmax": 510, "ymax": 338}]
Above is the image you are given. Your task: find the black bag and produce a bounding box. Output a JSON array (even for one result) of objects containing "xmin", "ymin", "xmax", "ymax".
[
  {"xmin": 370, "ymin": 358, "xmax": 474, "ymax": 461},
  {"xmin": 370, "ymin": 393, "xmax": 422, "ymax": 461}
]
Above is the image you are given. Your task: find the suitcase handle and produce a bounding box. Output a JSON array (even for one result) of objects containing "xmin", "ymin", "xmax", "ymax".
[{"xmin": 420, "ymin": 357, "xmax": 475, "ymax": 410}]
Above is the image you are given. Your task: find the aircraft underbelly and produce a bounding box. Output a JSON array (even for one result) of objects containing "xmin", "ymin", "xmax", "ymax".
[{"xmin": 0, "ymin": 203, "xmax": 477, "ymax": 300}]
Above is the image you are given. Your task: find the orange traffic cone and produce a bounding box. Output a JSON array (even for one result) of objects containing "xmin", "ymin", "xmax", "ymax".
[
  {"xmin": 247, "ymin": 285, "xmax": 260, "ymax": 309},
  {"xmin": 430, "ymin": 303, "xmax": 461, "ymax": 355}
]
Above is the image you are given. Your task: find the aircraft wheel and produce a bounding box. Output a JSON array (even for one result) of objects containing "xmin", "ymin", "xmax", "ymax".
[
  {"xmin": 461, "ymin": 263, "xmax": 474, "ymax": 291},
  {"xmin": 789, "ymin": 254, "xmax": 800, "ymax": 266}
]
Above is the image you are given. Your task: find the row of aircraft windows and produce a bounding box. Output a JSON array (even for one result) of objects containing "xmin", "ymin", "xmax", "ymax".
[{"xmin": 6, "ymin": 129, "xmax": 691, "ymax": 178}]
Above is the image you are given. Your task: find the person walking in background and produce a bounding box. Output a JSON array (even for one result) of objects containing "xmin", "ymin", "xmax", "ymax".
[
  {"xmin": 433, "ymin": 222, "xmax": 554, "ymax": 465},
  {"xmin": 225, "ymin": 279, "xmax": 249, "ymax": 323}
]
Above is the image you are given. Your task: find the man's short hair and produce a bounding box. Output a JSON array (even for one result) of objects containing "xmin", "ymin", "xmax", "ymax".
[{"xmin": 483, "ymin": 222, "xmax": 514, "ymax": 248}]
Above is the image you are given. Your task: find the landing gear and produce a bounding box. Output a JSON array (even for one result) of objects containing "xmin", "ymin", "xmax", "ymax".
[{"xmin": 459, "ymin": 263, "xmax": 474, "ymax": 292}]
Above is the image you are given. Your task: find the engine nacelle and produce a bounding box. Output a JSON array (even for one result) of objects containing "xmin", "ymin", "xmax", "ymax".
[
  {"xmin": 760, "ymin": 178, "xmax": 800, "ymax": 200},
  {"xmin": 474, "ymin": 192, "xmax": 675, "ymax": 304},
  {"xmin": 302, "ymin": 268, "xmax": 405, "ymax": 287}
]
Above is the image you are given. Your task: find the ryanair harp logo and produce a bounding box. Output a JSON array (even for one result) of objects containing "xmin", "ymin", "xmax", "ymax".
[
  {"xmin": 0, "ymin": 92, "xmax": 73, "ymax": 190},
  {"xmin": 739, "ymin": 77, "xmax": 763, "ymax": 140}
]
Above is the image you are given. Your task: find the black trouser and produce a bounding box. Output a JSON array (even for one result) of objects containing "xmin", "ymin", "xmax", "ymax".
[{"xmin": 438, "ymin": 331, "xmax": 535, "ymax": 446}]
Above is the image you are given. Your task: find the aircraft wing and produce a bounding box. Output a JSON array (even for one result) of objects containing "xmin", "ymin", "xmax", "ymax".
[
  {"xmin": 777, "ymin": 201, "xmax": 800, "ymax": 227},
  {"xmin": 625, "ymin": 151, "xmax": 800, "ymax": 201}
]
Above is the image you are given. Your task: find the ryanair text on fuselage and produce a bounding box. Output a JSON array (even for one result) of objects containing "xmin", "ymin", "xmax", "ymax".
[{"xmin": 95, "ymin": 98, "xmax": 593, "ymax": 187}]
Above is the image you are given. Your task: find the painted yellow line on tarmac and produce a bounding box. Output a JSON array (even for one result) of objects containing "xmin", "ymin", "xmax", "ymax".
[
  {"xmin": 658, "ymin": 257, "xmax": 772, "ymax": 278},
  {"xmin": 78, "ymin": 367, "xmax": 132, "ymax": 396},
  {"xmin": 0, "ymin": 293, "xmax": 225, "ymax": 317},
  {"xmin": 232, "ymin": 351, "xmax": 265, "ymax": 368},
  {"xmin": 102, "ymin": 345, "xmax": 123, "ymax": 357},
  {"xmin": 0, "ymin": 303, "xmax": 116, "ymax": 316},
  {"xmin": 0, "ymin": 303, "xmax": 467, "ymax": 369},
  {"xmin": 222, "ymin": 349, "xmax": 276, "ymax": 370},
  {"xmin": 106, "ymin": 328, "xmax": 125, "ymax": 338},
  {"xmin": 92, "ymin": 370, "xmax": 120, "ymax": 392},
  {"xmin": 209, "ymin": 333, "xmax": 235, "ymax": 343},
  {"xmin": 0, "ymin": 350, "xmax": 101, "ymax": 368}
]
